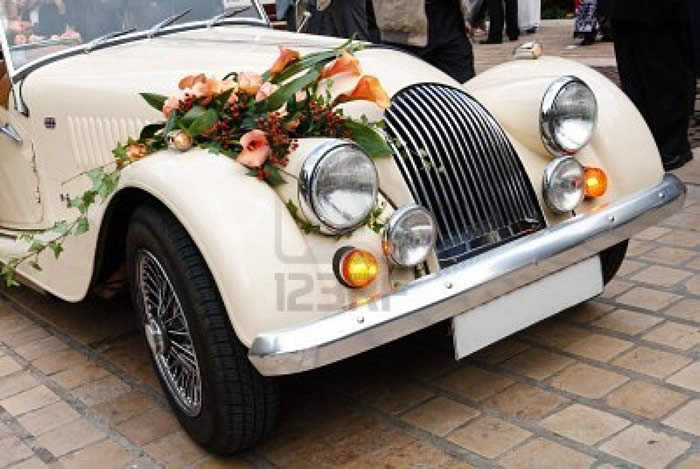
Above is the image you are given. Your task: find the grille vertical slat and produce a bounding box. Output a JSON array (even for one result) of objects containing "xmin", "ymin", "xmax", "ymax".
[{"xmin": 385, "ymin": 84, "xmax": 545, "ymax": 265}]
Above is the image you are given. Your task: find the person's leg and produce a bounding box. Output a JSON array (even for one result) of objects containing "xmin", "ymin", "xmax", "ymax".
[
  {"xmin": 325, "ymin": 0, "xmax": 370, "ymax": 40},
  {"xmin": 428, "ymin": 34, "xmax": 475, "ymax": 83},
  {"xmin": 484, "ymin": 0, "xmax": 504, "ymax": 42},
  {"xmin": 505, "ymin": 0, "xmax": 519, "ymax": 40}
]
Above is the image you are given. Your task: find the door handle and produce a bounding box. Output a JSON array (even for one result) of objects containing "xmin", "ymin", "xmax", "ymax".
[{"xmin": 0, "ymin": 123, "xmax": 22, "ymax": 143}]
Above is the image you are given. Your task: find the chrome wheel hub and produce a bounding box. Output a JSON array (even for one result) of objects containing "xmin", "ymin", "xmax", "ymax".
[{"xmin": 137, "ymin": 250, "xmax": 202, "ymax": 417}]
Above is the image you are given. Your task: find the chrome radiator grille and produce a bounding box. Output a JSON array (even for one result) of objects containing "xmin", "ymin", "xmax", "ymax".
[{"xmin": 384, "ymin": 83, "xmax": 545, "ymax": 265}]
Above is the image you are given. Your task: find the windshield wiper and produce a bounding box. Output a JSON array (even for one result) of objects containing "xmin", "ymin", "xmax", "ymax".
[
  {"xmin": 147, "ymin": 8, "xmax": 191, "ymax": 38},
  {"xmin": 83, "ymin": 29, "xmax": 136, "ymax": 53},
  {"xmin": 207, "ymin": 6, "xmax": 253, "ymax": 28}
]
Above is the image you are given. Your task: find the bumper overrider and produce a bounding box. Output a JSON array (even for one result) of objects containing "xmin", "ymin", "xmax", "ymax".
[{"xmin": 249, "ymin": 174, "xmax": 686, "ymax": 376}]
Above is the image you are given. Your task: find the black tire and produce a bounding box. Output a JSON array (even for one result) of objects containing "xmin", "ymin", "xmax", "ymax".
[
  {"xmin": 599, "ymin": 240, "xmax": 629, "ymax": 286},
  {"xmin": 126, "ymin": 204, "xmax": 278, "ymax": 454}
]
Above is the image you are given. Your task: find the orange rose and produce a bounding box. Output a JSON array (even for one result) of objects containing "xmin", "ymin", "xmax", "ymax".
[
  {"xmin": 333, "ymin": 76, "xmax": 390, "ymax": 109},
  {"xmin": 321, "ymin": 51, "xmax": 361, "ymax": 79},
  {"xmin": 237, "ymin": 130, "xmax": 270, "ymax": 168},
  {"xmin": 126, "ymin": 143, "xmax": 148, "ymax": 162},
  {"xmin": 179, "ymin": 73, "xmax": 206, "ymax": 90},
  {"xmin": 238, "ymin": 72, "xmax": 263, "ymax": 95},
  {"xmin": 269, "ymin": 46, "xmax": 301, "ymax": 76},
  {"xmin": 255, "ymin": 82, "xmax": 280, "ymax": 102}
]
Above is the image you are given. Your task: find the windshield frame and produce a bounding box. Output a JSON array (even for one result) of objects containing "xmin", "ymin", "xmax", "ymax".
[{"xmin": 0, "ymin": 0, "xmax": 270, "ymax": 84}]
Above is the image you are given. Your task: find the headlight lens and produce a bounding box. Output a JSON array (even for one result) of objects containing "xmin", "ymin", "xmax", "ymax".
[
  {"xmin": 543, "ymin": 156, "xmax": 585, "ymax": 213},
  {"xmin": 383, "ymin": 204, "xmax": 437, "ymax": 266},
  {"xmin": 299, "ymin": 142, "xmax": 378, "ymax": 233},
  {"xmin": 541, "ymin": 76, "xmax": 597, "ymax": 156}
]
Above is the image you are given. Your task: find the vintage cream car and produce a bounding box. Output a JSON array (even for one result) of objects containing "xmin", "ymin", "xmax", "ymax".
[{"xmin": 0, "ymin": 0, "xmax": 686, "ymax": 454}]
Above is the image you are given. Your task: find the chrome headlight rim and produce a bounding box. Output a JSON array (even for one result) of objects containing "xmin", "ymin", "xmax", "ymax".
[
  {"xmin": 299, "ymin": 140, "xmax": 379, "ymax": 234},
  {"xmin": 542, "ymin": 156, "xmax": 585, "ymax": 213},
  {"xmin": 383, "ymin": 204, "xmax": 437, "ymax": 267},
  {"xmin": 540, "ymin": 75, "xmax": 598, "ymax": 156}
]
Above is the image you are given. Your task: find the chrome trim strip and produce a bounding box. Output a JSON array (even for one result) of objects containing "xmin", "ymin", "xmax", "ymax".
[{"xmin": 249, "ymin": 174, "xmax": 685, "ymax": 376}]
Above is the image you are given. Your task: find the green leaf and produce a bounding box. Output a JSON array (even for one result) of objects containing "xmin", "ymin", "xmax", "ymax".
[
  {"xmin": 263, "ymin": 164, "xmax": 286, "ymax": 187},
  {"xmin": 52, "ymin": 221, "xmax": 71, "ymax": 235},
  {"xmin": 188, "ymin": 108, "xmax": 218, "ymax": 137},
  {"xmin": 140, "ymin": 93, "xmax": 168, "ymax": 112},
  {"xmin": 271, "ymin": 39, "xmax": 357, "ymax": 84},
  {"xmin": 181, "ymin": 106, "xmax": 207, "ymax": 127},
  {"xmin": 28, "ymin": 240, "xmax": 44, "ymax": 253},
  {"xmin": 212, "ymin": 88, "xmax": 234, "ymax": 110},
  {"xmin": 48, "ymin": 241, "xmax": 64, "ymax": 259},
  {"xmin": 164, "ymin": 111, "xmax": 178, "ymax": 136},
  {"xmin": 343, "ymin": 120, "xmax": 392, "ymax": 159},
  {"xmin": 285, "ymin": 199, "xmax": 299, "ymax": 218},
  {"xmin": 140, "ymin": 123, "xmax": 165, "ymax": 140},
  {"xmin": 74, "ymin": 217, "xmax": 89, "ymax": 236},
  {"xmin": 29, "ymin": 261, "xmax": 42, "ymax": 272},
  {"xmin": 260, "ymin": 68, "xmax": 321, "ymax": 112}
]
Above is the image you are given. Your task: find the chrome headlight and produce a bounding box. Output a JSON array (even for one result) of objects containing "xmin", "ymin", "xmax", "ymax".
[
  {"xmin": 541, "ymin": 76, "xmax": 597, "ymax": 156},
  {"xmin": 383, "ymin": 204, "xmax": 437, "ymax": 266},
  {"xmin": 299, "ymin": 142, "xmax": 378, "ymax": 234},
  {"xmin": 543, "ymin": 156, "xmax": 585, "ymax": 213}
]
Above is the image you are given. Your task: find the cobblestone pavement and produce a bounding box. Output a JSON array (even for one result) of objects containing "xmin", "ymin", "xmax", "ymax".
[{"xmin": 0, "ymin": 20, "xmax": 699, "ymax": 469}]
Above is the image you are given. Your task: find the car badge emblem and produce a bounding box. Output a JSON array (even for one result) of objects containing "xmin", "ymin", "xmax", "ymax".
[{"xmin": 44, "ymin": 117, "xmax": 56, "ymax": 129}]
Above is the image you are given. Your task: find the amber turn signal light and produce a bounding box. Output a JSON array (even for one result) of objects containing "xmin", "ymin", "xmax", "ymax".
[
  {"xmin": 584, "ymin": 167, "xmax": 608, "ymax": 198},
  {"xmin": 333, "ymin": 247, "xmax": 379, "ymax": 289}
]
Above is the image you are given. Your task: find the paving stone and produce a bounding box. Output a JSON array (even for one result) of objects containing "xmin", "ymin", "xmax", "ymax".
[
  {"xmin": 2, "ymin": 327, "xmax": 50, "ymax": 348},
  {"xmin": 634, "ymin": 226, "xmax": 671, "ymax": 241},
  {"xmin": 643, "ymin": 322, "xmax": 700, "ymax": 350},
  {"xmin": 59, "ymin": 439, "xmax": 133, "ymax": 469},
  {"xmin": 540, "ymin": 403, "xmax": 630, "ymax": 445},
  {"xmin": 482, "ymin": 382, "xmax": 568, "ymax": 421},
  {"xmin": 91, "ymin": 391, "xmax": 156, "ymax": 426},
  {"xmin": 616, "ymin": 259, "xmax": 647, "ymax": 278},
  {"xmin": 498, "ymin": 438, "xmax": 595, "ymax": 469},
  {"xmin": 145, "ymin": 432, "xmax": 209, "ymax": 469},
  {"xmin": 599, "ymin": 425, "xmax": 690, "ymax": 469},
  {"xmin": 14, "ymin": 336, "xmax": 68, "ymax": 362},
  {"xmin": 116, "ymin": 408, "xmax": 179, "ymax": 446},
  {"xmin": 600, "ymin": 279, "xmax": 633, "ymax": 299},
  {"xmin": 470, "ymin": 339, "xmax": 530, "ymax": 365},
  {"xmin": 563, "ymin": 334, "xmax": 634, "ymax": 362},
  {"xmin": 561, "ymin": 301, "xmax": 614, "ymax": 324},
  {"xmin": 688, "ymin": 256, "xmax": 700, "ymax": 271},
  {"xmin": 630, "ymin": 266, "xmax": 694, "ymax": 288},
  {"xmin": 549, "ymin": 363, "xmax": 628, "ymax": 399},
  {"xmin": 359, "ymin": 379, "xmax": 433, "ymax": 415},
  {"xmin": 657, "ymin": 230, "xmax": 700, "ymax": 249},
  {"xmin": 641, "ymin": 247, "xmax": 698, "ymax": 266},
  {"xmin": 0, "ymin": 385, "xmax": 60, "ymax": 416},
  {"xmin": 35, "ymin": 418, "xmax": 107, "ymax": 458},
  {"xmin": 400, "ymin": 396, "xmax": 479, "ymax": 436},
  {"xmin": 663, "ymin": 400, "xmax": 700, "ymax": 436},
  {"xmin": 686, "ymin": 274, "xmax": 700, "ymax": 296},
  {"xmin": 437, "ymin": 364, "xmax": 514, "ymax": 402},
  {"xmin": 606, "ymin": 380, "xmax": 689, "ymax": 420},
  {"xmin": 616, "ymin": 287, "xmax": 682, "ymax": 312},
  {"xmin": 0, "ymin": 372, "xmax": 39, "ymax": 400},
  {"xmin": 349, "ymin": 439, "xmax": 470, "ymax": 469},
  {"xmin": 71, "ymin": 375, "xmax": 131, "ymax": 407},
  {"xmin": 446, "ymin": 416, "xmax": 531, "ymax": 459},
  {"xmin": 675, "ymin": 452, "xmax": 700, "ymax": 469},
  {"xmin": 17, "ymin": 401, "xmax": 80, "ymax": 436},
  {"xmin": 195, "ymin": 457, "xmax": 254, "ymax": 469},
  {"xmin": 0, "ymin": 435, "xmax": 34, "ymax": 467},
  {"xmin": 0, "ymin": 356, "xmax": 23, "ymax": 378},
  {"xmin": 627, "ymin": 239, "xmax": 654, "ymax": 257},
  {"xmin": 664, "ymin": 299, "xmax": 700, "ymax": 323},
  {"xmin": 501, "ymin": 348, "xmax": 574, "ymax": 381},
  {"xmin": 592, "ymin": 309, "xmax": 664, "ymax": 336},
  {"xmin": 32, "ymin": 349, "xmax": 88, "ymax": 376},
  {"xmin": 613, "ymin": 346, "xmax": 692, "ymax": 379},
  {"xmin": 520, "ymin": 321, "xmax": 590, "ymax": 349},
  {"xmin": 51, "ymin": 363, "xmax": 111, "ymax": 390},
  {"xmin": 667, "ymin": 362, "xmax": 700, "ymax": 393},
  {"xmin": 8, "ymin": 457, "xmax": 50, "ymax": 469}
]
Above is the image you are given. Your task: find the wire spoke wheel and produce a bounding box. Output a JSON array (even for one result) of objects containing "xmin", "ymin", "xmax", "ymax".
[{"xmin": 137, "ymin": 249, "xmax": 202, "ymax": 417}]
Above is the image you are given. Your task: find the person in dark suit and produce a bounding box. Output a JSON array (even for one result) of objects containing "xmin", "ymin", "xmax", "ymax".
[
  {"xmin": 612, "ymin": 0, "xmax": 694, "ymax": 170},
  {"xmin": 481, "ymin": 0, "xmax": 518, "ymax": 44}
]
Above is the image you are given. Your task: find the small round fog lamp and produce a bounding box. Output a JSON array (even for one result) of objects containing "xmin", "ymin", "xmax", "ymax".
[
  {"xmin": 383, "ymin": 205, "xmax": 437, "ymax": 267},
  {"xmin": 584, "ymin": 167, "xmax": 608, "ymax": 198},
  {"xmin": 333, "ymin": 247, "xmax": 379, "ymax": 289},
  {"xmin": 543, "ymin": 157, "xmax": 585, "ymax": 213}
]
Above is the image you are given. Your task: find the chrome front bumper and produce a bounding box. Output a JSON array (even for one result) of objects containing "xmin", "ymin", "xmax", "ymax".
[{"xmin": 249, "ymin": 174, "xmax": 686, "ymax": 376}]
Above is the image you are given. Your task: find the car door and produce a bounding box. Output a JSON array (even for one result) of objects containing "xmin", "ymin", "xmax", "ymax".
[{"xmin": 0, "ymin": 92, "xmax": 43, "ymax": 228}]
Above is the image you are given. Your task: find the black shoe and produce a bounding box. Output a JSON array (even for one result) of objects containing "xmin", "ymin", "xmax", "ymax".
[
  {"xmin": 480, "ymin": 38, "xmax": 502, "ymax": 44},
  {"xmin": 662, "ymin": 152, "xmax": 691, "ymax": 171},
  {"xmin": 525, "ymin": 27, "xmax": 537, "ymax": 34},
  {"xmin": 580, "ymin": 37, "xmax": 595, "ymax": 46},
  {"xmin": 508, "ymin": 35, "xmax": 519, "ymax": 41}
]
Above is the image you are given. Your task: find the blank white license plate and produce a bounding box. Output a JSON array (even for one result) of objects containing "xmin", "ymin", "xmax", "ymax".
[{"xmin": 453, "ymin": 256, "xmax": 603, "ymax": 360}]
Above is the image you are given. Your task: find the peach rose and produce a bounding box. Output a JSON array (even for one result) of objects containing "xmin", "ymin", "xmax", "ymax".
[
  {"xmin": 238, "ymin": 72, "xmax": 263, "ymax": 95},
  {"xmin": 126, "ymin": 143, "xmax": 148, "ymax": 162},
  {"xmin": 162, "ymin": 94, "xmax": 181, "ymax": 118},
  {"xmin": 333, "ymin": 76, "xmax": 390, "ymax": 109},
  {"xmin": 321, "ymin": 51, "xmax": 361, "ymax": 79},
  {"xmin": 237, "ymin": 130, "xmax": 270, "ymax": 168},
  {"xmin": 255, "ymin": 82, "xmax": 280, "ymax": 102},
  {"xmin": 179, "ymin": 73, "xmax": 207, "ymax": 90},
  {"xmin": 295, "ymin": 90, "xmax": 308, "ymax": 102},
  {"xmin": 269, "ymin": 46, "xmax": 301, "ymax": 76}
]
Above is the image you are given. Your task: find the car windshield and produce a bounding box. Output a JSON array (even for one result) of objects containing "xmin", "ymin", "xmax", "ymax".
[{"xmin": 1, "ymin": 0, "xmax": 263, "ymax": 72}]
